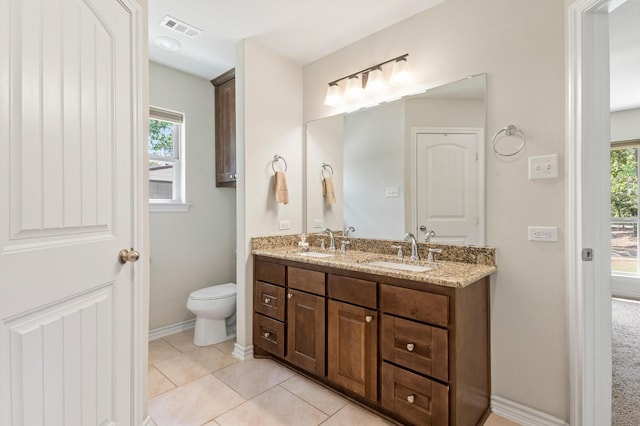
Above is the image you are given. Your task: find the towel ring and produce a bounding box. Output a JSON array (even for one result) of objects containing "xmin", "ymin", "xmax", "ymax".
[
  {"xmin": 492, "ymin": 125, "xmax": 526, "ymax": 157},
  {"xmin": 271, "ymin": 155, "xmax": 287, "ymax": 173},
  {"xmin": 321, "ymin": 163, "xmax": 334, "ymax": 179}
]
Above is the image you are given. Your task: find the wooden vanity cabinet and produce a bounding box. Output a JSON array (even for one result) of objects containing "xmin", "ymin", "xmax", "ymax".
[
  {"xmin": 252, "ymin": 255, "xmax": 490, "ymax": 426},
  {"xmin": 253, "ymin": 259, "xmax": 286, "ymax": 357},
  {"xmin": 211, "ymin": 68, "xmax": 236, "ymax": 188},
  {"xmin": 327, "ymin": 274, "xmax": 378, "ymax": 402},
  {"xmin": 286, "ymin": 267, "xmax": 326, "ymax": 376}
]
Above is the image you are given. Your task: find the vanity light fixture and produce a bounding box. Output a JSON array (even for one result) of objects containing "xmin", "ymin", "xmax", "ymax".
[{"xmin": 323, "ymin": 53, "xmax": 410, "ymax": 107}]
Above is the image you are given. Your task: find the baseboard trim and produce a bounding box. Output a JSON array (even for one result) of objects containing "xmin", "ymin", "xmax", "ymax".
[
  {"xmin": 491, "ymin": 396, "xmax": 568, "ymax": 426},
  {"xmin": 232, "ymin": 343, "xmax": 254, "ymax": 360},
  {"xmin": 148, "ymin": 319, "xmax": 195, "ymax": 341}
]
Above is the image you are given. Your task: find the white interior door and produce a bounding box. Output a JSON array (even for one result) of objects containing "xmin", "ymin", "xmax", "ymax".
[
  {"xmin": 0, "ymin": 0, "xmax": 143, "ymax": 425},
  {"xmin": 414, "ymin": 129, "xmax": 482, "ymax": 245}
]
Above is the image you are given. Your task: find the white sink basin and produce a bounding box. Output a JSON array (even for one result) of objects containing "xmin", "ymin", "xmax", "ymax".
[
  {"xmin": 297, "ymin": 252, "xmax": 335, "ymax": 258},
  {"xmin": 365, "ymin": 260, "xmax": 432, "ymax": 273}
]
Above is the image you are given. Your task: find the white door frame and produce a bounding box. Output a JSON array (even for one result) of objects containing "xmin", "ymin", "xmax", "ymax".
[
  {"xmin": 568, "ymin": 1, "xmax": 613, "ymax": 425},
  {"xmin": 410, "ymin": 127, "xmax": 485, "ymax": 246}
]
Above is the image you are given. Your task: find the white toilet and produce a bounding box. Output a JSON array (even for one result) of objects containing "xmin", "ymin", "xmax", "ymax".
[{"xmin": 186, "ymin": 283, "xmax": 237, "ymax": 346}]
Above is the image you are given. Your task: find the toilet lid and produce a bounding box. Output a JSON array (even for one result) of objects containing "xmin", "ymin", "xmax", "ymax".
[{"xmin": 189, "ymin": 283, "xmax": 236, "ymax": 300}]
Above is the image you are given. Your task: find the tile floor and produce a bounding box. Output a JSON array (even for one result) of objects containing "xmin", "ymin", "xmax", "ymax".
[{"xmin": 148, "ymin": 329, "xmax": 520, "ymax": 426}]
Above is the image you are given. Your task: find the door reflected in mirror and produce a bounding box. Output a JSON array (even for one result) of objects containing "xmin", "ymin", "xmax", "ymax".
[{"xmin": 306, "ymin": 74, "xmax": 486, "ymax": 245}]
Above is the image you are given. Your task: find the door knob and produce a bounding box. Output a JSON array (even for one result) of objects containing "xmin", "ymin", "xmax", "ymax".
[{"xmin": 118, "ymin": 248, "xmax": 140, "ymax": 264}]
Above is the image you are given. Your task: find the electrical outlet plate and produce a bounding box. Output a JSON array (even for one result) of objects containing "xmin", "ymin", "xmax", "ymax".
[
  {"xmin": 279, "ymin": 220, "xmax": 291, "ymax": 230},
  {"xmin": 528, "ymin": 154, "xmax": 558, "ymax": 180},
  {"xmin": 385, "ymin": 186, "xmax": 399, "ymax": 197},
  {"xmin": 528, "ymin": 226, "xmax": 558, "ymax": 242}
]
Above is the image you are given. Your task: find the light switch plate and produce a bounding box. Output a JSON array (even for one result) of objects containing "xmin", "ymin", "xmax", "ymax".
[
  {"xmin": 528, "ymin": 226, "xmax": 558, "ymax": 242},
  {"xmin": 528, "ymin": 154, "xmax": 558, "ymax": 180},
  {"xmin": 385, "ymin": 186, "xmax": 399, "ymax": 197}
]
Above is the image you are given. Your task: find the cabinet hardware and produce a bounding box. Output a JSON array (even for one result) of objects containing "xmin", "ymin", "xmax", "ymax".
[
  {"xmin": 365, "ymin": 315, "xmax": 373, "ymax": 323},
  {"xmin": 264, "ymin": 297, "xmax": 270, "ymax": 304},
  {"xmin": 407, "ymin": 394, "xmax": 415, "ymax": 404},
  {"xmin": 263, "ymin": 331, "xmax": 271, "ymax": 338},
  {"xmin": 287, "ymin": 293, "xmax": 293, "ymax": 299},
  {"xmin": 406, "ymin": 343, "xmax": 415, "ymax": 352}
]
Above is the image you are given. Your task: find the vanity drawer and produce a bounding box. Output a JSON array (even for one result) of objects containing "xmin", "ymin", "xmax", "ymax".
[
  {"xmin": 380, "ymin": 284, "xmax": 448, "ymax": 328},
  {"xmin": 381, "ymin": 362, "xmax": 449, "ymax": 426},
  {"xmin": 253, "ymin": 313, "xmax": 285, "ymax": 357},
  {"xmin": 255, "ymin": 260, "xmax": 285, "ymax": 286},
  {"xmin": 254, "ymin": 281, "xmax": 286, "ymax": 321},
  {"xmin": 328, "ymin": 275, "xmax": 376, "ymax": 308},
  {"xmin": 288, "ymin": 267, "xmax": 325, "ymax": 295},
  {"xmin": 381, "ymin": 314, "xmax": 448, "ymax": 381}
]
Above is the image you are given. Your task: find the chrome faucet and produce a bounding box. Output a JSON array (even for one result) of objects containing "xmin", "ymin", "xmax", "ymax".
[
  {"xmin": 323, "ymin": 228, "xmax": 336, "ymax": 251},
  {"xmin": 344, "ymin": 226, "xmax": 356, "ymax": 237},
  {"xmin": 404, "ymin": 232, "xmax": 419, "ymax": 261}
]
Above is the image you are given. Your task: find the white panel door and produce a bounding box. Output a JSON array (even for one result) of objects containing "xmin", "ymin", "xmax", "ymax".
[
  {"xmin": 415, "ymin": 131, "xmax": 480, "ymax": 245},
  {"xmin": 0, "ymin": 0, "xmax": 143, "ymax": 425}
]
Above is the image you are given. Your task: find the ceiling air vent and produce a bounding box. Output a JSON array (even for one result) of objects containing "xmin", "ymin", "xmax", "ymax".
[{"xmin": 160, "ymin": 16, "xmax": 202, "ymax": 38}]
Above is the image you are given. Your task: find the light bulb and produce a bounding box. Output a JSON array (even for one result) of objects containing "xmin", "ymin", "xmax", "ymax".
[
  {"xmin": 344, "ymin": 75, "xmax": 364, "ymax": 100},
  {"xmin": 365, "ymin": 67, "xmax": 386, "ymax": 94},
  {"xmin": 324, "ymin": 83, "xmax": 343, "ymax": 107},
  {"xmin": 389, "ymin": 58, "xmax": 411, "ymax": 86}
]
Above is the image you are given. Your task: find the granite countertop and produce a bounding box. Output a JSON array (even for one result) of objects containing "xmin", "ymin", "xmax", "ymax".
[{"xmin": 252, "ymin": 246, "xmax": 496, "ymax": 289}]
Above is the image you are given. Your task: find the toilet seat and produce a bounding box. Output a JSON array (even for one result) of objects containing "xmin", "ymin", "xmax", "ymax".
[{"xmin": 189, "ymin": 283, "xmax": 236, "ymax": 301}]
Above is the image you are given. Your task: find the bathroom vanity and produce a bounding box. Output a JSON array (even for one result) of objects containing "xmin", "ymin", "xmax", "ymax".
[{"xmin": 251, "ymin": 238, "xmax": 495, "ymax": 426}]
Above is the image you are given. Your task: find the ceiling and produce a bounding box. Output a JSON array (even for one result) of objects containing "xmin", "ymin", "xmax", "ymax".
[
  {"xmin": 149, "ymin": 0, "xmax": 640, "ymax": 112},
  {"xmin": 148, "ymin": 0, "xmax": 445, "ymax": 80}
]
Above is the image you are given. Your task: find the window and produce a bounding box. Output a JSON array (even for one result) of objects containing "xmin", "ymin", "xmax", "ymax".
[
  {"xmin": 149, "ymin": 106, "xmax": 189, "ymax": 211},
  {"xmin": 611, "ymin": 142, "xmax": 640, "ymax": 274}
]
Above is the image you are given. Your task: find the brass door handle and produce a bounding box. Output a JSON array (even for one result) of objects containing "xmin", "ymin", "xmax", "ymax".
[{"xmin": 118, "ymin": 248, "xmax": 140, "ymax": 264}]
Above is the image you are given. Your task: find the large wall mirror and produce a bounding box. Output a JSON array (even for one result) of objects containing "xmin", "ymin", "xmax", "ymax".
[{"xmin": 305, "ymin": 74, "xmax": 486, "ymax": 245}]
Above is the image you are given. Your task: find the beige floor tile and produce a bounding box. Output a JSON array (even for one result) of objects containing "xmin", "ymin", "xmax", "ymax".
[
  {"xmin": 148, "ymin": 374, "xmax": 245, "ymax": 426},
  {"xmin": 213, "ymin": 358, "xmax": 296, "ymax": 399},
  {"xmin": 214, "ymin": 338, "xmax": 236, "ymax": 357},
  {"xmin": 321, "ymin": 403, "xmax": 393, "ymax": 426},
  {"xmin": 202, "ymin": 421, "xmax": 220, "ymax": 426},
  {"xmin": 147, "ymin": 418, "xmax": 157, "ymax": 426},
  {"xmin": 148, "ymin": 339, "xmax": 181, "ymax": 365},
  {"xmin": 280, "ymin": 375, "xmax": 347, "ymax": 416},
  {"xmin": 163, "ymin": 328, "xmax": 198, "ymax": 352},
  {"xmin": 483, "ymin": 413, "xmax": 522, "ymax": 426},
  {"xmin": 148, "ymin": 365, "xmax": 176, "ymax": 398},
  {"xmin": 154, "ymin": 346, "xmax": 235, "ymax": 386},
  {"xmin": 216, "ymin": 385, "xmax": 328, "ymax": 426}
]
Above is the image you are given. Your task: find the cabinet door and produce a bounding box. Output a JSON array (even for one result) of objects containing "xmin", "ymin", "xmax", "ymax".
[
  {"xmin": 286, "ymin": 290, "xmax": 325, "ymax": 376},
  {"xmin": 214, "ymin": 77, "xmax": 236, "ymax": 187},
  {"xmin": 327, "ymin": 300, "xmax": 377, "ymax": 401}
]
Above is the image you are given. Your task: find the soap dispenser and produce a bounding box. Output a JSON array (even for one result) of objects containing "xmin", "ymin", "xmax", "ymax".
[{"xmin": 298, "ymin": 233, "xmax": 309, "ymax": 252}]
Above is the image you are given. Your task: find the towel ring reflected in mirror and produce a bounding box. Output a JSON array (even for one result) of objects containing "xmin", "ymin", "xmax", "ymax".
[
  {"xmin": 492, "ymin": 124, "xmax": 526, "ymax": 157},
  {"xmin": 271, "ymin": 155, "xmax": 288, "ymax": 173},
  {"xmin": 321, "ymin": 163, "xmax": 334, "ymax": 179}
]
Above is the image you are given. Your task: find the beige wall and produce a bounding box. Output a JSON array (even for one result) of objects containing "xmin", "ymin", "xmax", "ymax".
[
  {"xmin": 235, "ymin": 39, "xmax": 304, "ymax": 349},
  {"xmin": 148, "ymin": 62, "xmax": 237, "ymax": 330},
  {"xmin": 303, "ymin": 0, "xmax": 567, "ymax": 420}
]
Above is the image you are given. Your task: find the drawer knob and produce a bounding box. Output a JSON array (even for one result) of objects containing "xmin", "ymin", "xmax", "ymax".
[
  {"xmin": 264, "ymin": 297, "xmax": 270, "ymax": 304},
  {"xmin": 287, "ymin": 293, "xmax": 293, "ymax": 299},
  {"xmin": 406, "ymin": 343, "xmax": 415, "ymax": 352},
  {"xmin": 365, "ymin": 315, "xmax": 373, "ymax": 323},
  {"xmin": 407, "ymin": 394, "xmax": 415, "ymax": 404},
  {"xmin": 263, "ymin": 332, "xmax": 271, "ymax": 338}
]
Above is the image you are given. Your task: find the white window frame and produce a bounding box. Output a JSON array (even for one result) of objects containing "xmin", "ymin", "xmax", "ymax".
[{"xmin": 149, "ymin": 106, "xmax": 190, "ymax": 212}]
